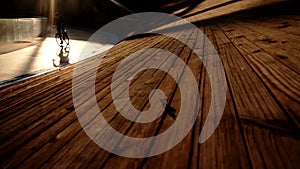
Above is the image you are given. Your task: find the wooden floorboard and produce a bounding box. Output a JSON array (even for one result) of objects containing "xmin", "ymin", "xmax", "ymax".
[
  {"xmin": 216, "ymin": 21, "xmax": 300, "ymax": 127},
  {"xmin": 207, "ymin": 22, "xmax": 299, "ymax": 169},
  {"xmin": 0, "ymin": 1, "xmax": 299, "ymax": 169}
]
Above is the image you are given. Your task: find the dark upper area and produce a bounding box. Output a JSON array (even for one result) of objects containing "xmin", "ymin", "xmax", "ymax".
[
  {"xmin": 0, "ymin": 0, "xmax": 299, "ymax": 28},
  {"xmin": 0, "ymin": 0, "xmax": 193, "ymax": 28}
]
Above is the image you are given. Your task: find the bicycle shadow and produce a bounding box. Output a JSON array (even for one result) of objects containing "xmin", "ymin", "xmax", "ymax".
[{"xmin": 52, "ymin": 45, "xmax": 70, "ymax": 67}]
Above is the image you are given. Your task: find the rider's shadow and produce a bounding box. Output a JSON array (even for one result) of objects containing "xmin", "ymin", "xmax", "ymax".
[{"xmin": 53, "ymin": 46, "xmax": 70, "ymax": 67}]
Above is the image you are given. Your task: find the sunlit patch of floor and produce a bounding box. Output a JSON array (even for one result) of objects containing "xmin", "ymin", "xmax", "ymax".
[{"xmin": 0, "ymin": 37, "xmax": 109, "ymax": 82}]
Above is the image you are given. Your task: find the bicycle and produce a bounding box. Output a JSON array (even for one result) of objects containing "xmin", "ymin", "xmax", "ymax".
[
  {"xmin": 55, "ymin": 28, "xmax": 69, "ymax": 47},
  {"xmin": 53, "ymin": 45, "xmax": 70, "ymax": 67}
]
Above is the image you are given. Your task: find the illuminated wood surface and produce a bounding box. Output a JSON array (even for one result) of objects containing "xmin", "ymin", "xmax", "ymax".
[{"xmin": 0, "ymin": 0, "xmax": 299, "ymax": 168}]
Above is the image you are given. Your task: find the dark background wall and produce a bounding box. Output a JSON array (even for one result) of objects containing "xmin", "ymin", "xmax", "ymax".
[
  {"xmin": 0, "ymin": 0, "xmax": 126, "ymax": 28},
  {"xmin": 0, "ymin": 0, "xmax": 191, "ymax": 28}
]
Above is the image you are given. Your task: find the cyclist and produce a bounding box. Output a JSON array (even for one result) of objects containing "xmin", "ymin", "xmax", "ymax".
[{"xmin": 54, "ymin": 12, "xmax": 67, "ymax": 46}]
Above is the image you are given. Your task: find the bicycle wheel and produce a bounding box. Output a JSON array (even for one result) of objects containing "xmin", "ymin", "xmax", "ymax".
[{"xmin": 55, "ymin": 33, "xmax": 63, "ymax": 47}]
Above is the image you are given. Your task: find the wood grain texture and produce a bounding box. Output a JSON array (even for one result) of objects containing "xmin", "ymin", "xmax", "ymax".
[{"xmin": 0, "ymin": 1, "xmax": 299, "ymax": 169}]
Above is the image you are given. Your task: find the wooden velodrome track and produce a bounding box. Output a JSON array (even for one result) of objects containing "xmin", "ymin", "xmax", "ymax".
[{"xmin": 0, "ymin": 0, "xmax": 299, "ymax": 168}]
